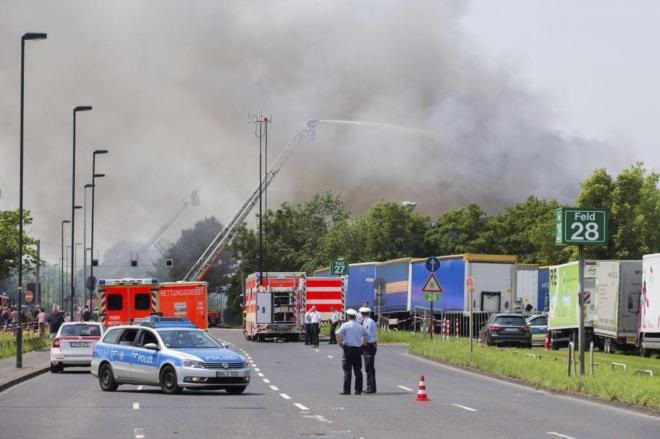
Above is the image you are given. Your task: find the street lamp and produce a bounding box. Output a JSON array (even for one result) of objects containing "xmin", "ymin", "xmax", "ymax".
[
  {"xmin": 71, "ymin": 105, "xmax": 92, "ymax": 319},
  {"xmin": 70, "ymin": 200, "xmax": 84, "ymax": 318},
  {"xmin": 83, "ymin": 183, "xmax": 93, "ymax": 313},
  {"xmin": 17, "ymin": 31, "xmax": 47, "ymax": 368},
  {"xmin": 60, "ymin": 220, "xmax": 71, "ymax": 308},
  {"xmin": 90, "ymin": 149, "xmax": 108, "ymax": 301}
]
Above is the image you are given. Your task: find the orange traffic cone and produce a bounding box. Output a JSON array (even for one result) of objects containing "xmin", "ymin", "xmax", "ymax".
[
  {"xmin": 544, "ymin": 331, "xmax": 551, "ymax": 351},
  {"xmin": 415, "ymin": 375, "xmax": 430, "ymax": 402}
]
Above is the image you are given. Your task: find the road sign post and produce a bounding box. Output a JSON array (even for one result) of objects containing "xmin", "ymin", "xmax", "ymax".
[
  {"xmin": 330, "ymin": 260, "xmax": 349, "ymax": 276},
  {"xmin": 422, "ymin": 271, "xmax": 442, "ymax": 340},
  {"xmin": 466, "ymin": 276, "xmax": 474, "ymax": 353},
  {"xmin": 555, "ymin": 208, "xmax": 608, "ymax": 376}
]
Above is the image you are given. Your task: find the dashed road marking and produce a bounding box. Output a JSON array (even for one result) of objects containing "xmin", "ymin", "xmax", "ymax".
[
  {"xmin": 137, "ymin": 386, "xmax": 143, "ymax": 391},
  {"xmin": 254, "ymin": 367, "xmax": 260, "ymax": 372},
  {"xmin": 304, "ymin": 414, "xmax": 333, "ymax": 424},
  {"xmin": 294, "ymin": 403, "xmax": 309, "ymax": 411},
  {"xmin": 547, "ymin": 433, "xmax": 577, "ymax": 439},
  {"xmin": 258, "ymin": 373, "xmax": 264, "ymax": 377},
  {"xmin": 327, "ymin": 355, "xmax": 334, "ymax": 359},
  {"xmin": 262, "ymin": 378, "xmax": 270, "ymax": 383},
  {"xmin": 280, "ymin": 393, "xmax": 291, "ymax": 400},
  {"xmin": 451, "ymin": 403, "xmax": 478, "ymax": 412},
  {"xmin": 134, "ymin": 428, "xmax": 145, "ymax": 439},
  {"xmin": 270, "ymin": 385, "xmax": 279, "ymax": 391},
  {"xmin": 133, "ymin": 402, "xmax": 140, "ymax": 410},
  {"xmin": 397, "ymin": 385, "xmax": 413, "ymax": 392},
  {"xmin": 315, "ymin": 349, "xmax": 320, "ymax": 352}
]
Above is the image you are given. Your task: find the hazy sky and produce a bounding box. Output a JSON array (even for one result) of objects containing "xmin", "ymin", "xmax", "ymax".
[{"xmin": 0, "ymin": 1, "xmax": 657, "ymax": 267}]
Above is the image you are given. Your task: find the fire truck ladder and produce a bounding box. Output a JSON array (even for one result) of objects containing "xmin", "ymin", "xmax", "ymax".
[{"xmin": 183, "ymin": 120, "xmax": 318, "ymax": 282}]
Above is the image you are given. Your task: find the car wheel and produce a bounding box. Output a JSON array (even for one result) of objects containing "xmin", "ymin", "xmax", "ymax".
[
  {"xmin": 99, "ymin": 363, "xmax": 119, "ymax": 391},
  {"xmin": 485, "ymin": 335, "xmax": 494, "ymax": 346},
  {"xmin": 640, "ymin": 346, "xmax": 652, "ymax": 358},
  {"xmin": 160, "ymin": 365, "xmax": 182, "ymax": 395},
  {"xmin": 50, "ymin": 363, "xmax": 60, "ymax": 374},
  {"xmin": 226, "ymin": 386, "xmax": 247, "ymax": 395}
]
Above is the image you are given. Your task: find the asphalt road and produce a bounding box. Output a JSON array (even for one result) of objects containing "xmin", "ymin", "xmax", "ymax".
[{"xmin": 0, "ymin": 328, "xmax": 658, "ymax": 439}]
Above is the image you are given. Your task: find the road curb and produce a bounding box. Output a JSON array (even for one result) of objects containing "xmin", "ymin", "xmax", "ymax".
[{"xmin": 0, "ymin": 366, "xmax": 50, "ymax": 394}]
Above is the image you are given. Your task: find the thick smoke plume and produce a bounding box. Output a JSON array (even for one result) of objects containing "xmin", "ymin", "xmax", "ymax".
[{"xmin": 0, "ymin": 0, "xmax": 627, "ymax": 263}]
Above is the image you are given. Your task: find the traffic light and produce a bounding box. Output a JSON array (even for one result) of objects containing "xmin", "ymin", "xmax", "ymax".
[
  {"xmin": 165, "ymin": 259, "xmax": 174, "ymax": 268},
  {"xmin": 131, "ymin": 259, "xmax": 138, "ymax": 267}
]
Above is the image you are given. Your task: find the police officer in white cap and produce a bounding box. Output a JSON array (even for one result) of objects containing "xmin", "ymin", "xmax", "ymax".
[
  {"xmin": 335, "ymin": 309, "xmax": 369, "ymax": 395},
  {"xmin": 360, "ymin": 306, "xmax": 377, "ymax": 393}
]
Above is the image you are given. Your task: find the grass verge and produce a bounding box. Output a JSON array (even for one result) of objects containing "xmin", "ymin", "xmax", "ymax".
[
  {"xmin": 0, "ymin": 332, "xmax": 51, "ymax": 359},
  {"xmin": 379, "ymin": 331, "xmax": 660, "ymax": 410}
]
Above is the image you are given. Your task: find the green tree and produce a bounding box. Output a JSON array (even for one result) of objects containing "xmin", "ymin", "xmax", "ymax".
[
  {"xmin": 486, "ymin": 196, "xmax": 566, "ymax": 263},
  {"xmin": 424, "ymin": 204, "xmax": 490, "ymax": 255},
  {"xmin": 0, "ymin": 209, "xmax": 40, "ymax": 282},
  {"xmin": 576, "ymin": 163, "xmax": 660, "ymax": 259}
]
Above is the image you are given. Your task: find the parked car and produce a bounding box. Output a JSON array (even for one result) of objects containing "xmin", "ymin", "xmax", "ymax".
[
  {"xmin": 479, "ymin": 313, "xmax": 532, "ymax": 348},
  {"xmin": 50, "ymin": 322, "xmax": 106, "ymax": 373},
  {"xmin": 526, "ymin": 314, "xmax": 548, "ymax": 346}
]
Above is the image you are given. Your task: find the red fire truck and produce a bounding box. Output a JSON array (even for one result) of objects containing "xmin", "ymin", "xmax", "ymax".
[
  {"xmin": 158, "ymin": 281, "xmax": 208, "ymax": 330},
  {"xmin": 243, "ymin": 272, "xmax": 345, "ymax": 342}
]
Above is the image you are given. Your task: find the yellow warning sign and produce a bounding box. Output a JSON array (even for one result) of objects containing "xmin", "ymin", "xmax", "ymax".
[{"xmin": 421, "ymin": 273, "xmax": 442, "ymax": 293}]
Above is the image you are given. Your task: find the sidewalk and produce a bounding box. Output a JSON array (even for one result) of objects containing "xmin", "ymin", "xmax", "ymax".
[{"xmin": 0, "ymin": 348, "xmax": 50, "ymax": 393}]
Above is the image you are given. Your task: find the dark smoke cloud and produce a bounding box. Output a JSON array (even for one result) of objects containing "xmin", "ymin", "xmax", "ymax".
[{"xmin": 0, "ymin": 0, "xmax": 628, "ymax": 264}]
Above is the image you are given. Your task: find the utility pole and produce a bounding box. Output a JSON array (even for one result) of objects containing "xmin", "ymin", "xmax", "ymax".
[
  {"xmin": 35, "ymin": 240, "xmax": 40, "ymax": 305},
  {"xmin": 249, "ymin": 113, "xmax": 270, "ymax": 285}
]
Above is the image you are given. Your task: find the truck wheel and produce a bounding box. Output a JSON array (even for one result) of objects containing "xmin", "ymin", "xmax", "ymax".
[
  {"xmin": 160, "ymin": 365, "xmax": 182, "ymax": 394},
  {"xmin": 226, "ymin": 386, "xmax": 247, "ymax": 395},
  {"xmin": 99, "ymin": 363, "xmax": 119, "ymax": 391}
]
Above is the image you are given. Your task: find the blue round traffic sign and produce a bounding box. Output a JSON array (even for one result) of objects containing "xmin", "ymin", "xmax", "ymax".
[{"xmin": 425, "ymin": 256, "xmax": 440, "ymax": 272}]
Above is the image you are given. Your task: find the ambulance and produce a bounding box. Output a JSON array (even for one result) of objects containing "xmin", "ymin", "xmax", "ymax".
[
  {"xmin": 98, "ymin": 279, "xmax": 209, "ymax": 330},
  {"xmin": 98, "ymin": 279, "xmax": 159, "ymax": 327},
  {"xmin": 158, "ymin": 281, "xmax": 208, "ymax": 330}
]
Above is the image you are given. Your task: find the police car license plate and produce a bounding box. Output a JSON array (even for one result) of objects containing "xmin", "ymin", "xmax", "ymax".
[
  {"xmin": 215, "ymin": 371, "xmax": 239, "ymax": 377},
  {"xmin": 504, "ymin": 328, "xmax": 518, "ymax": 332},
  {"xmin": 70, "ymin": 342, "xmax": 90, "ymax": 348}
]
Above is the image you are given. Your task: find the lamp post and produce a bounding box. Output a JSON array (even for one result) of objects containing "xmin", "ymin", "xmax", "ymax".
[
  {"xmin": 71, "ymin": 106, "xmax": 92, "ymax": 319},
  {"xmin": 90, "ymin": 149, "xmax": 108, "ymax": 302},
  {"xmin": 17, "ymin": 32, "xmax": 47, "ymax": 368},
  {"xmin": 60, "ymin": 220, "xmax": 70, "ymax": 308},
  {"xmin": 83, "ymin": 183, "xmax": 93, "ymax": 313}
]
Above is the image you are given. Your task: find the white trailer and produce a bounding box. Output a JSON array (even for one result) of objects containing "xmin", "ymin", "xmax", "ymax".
[
  {"xmin": 639, "ymin": 253, "xmax": 660, "ymax": 357},
  {"xmin": 515, "ymin": 265, "xmax": 539, "ymax": 313},
  {"xmin": 593, "ymin": 260, "xmax": 642, "ymax": 352}
]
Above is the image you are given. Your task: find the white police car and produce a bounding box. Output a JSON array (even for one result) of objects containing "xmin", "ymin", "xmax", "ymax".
[{"xmin": 90, "ymin": 316, "xmax": 250, "ymax": 394}]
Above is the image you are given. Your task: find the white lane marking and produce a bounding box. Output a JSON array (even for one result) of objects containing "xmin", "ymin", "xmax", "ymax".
[
  {"xmin": 270, "ymin": 385, "xmax": 280, "ymax": 391},
  {"xmin": 134, "ymin": 428, "xmax": 145, "ymax": 439},
  {"xmin": 258, "ymin": 373, "xmax": 264, "ymax": 377},
  {"xmin": 262, "ymin": 378, "xmax": 270, "ymax": 383},
  {"xmin": 327, "ymin": 355, "xmax": 334, "ymax": 359},
  {"xmin": 132, "ymin": 402, "xmax": 140, "ymax": 410},
  {"xmin": 397, "ymin": 385, "xmax": 414, "ymax": 392},
  {"xmin": 294, "ymin": 403, "xmax": 309, "ymax": 411},
  {"xmin": 254, "ymin": 368, "xmax": 260, "ymax": 372},
  {"xmin": 304, "ymin": 414, "xmax": 333, "ymax": 424},
  {"xmin": 451, "ymin": 403, "xmax": 478, "ymax": 412},
  {"xmin": 315, "ymin": 349, "xmax": 320, "ymax": 352},
  {"xmin": 547, "ymin": 433, "xmax": 577, "ymax": 439},
  {"xmin": 331, "ymin": 407, "xmax": 344, "ymax": 410},
  {"xmin": 137, "ymin": 386, "xmax": 143, "ymax": 391},
  {"xmin": 280, "ymin": 393, "xmax": 291, "ymax": 400}
]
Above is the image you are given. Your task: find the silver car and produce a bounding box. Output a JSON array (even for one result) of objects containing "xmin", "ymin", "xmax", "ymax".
[
  {"xmin": 90, "ymin": 318, "xmax": 250, "ymax": 394},
  {"xmin": 50, "ymin": 322, "xmax": 106, "ymax": 372}
]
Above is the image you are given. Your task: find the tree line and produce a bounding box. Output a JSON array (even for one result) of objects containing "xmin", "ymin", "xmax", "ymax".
[{"xmin": 153, "ymin": 163, "xmax": 659, "ymax": 321}]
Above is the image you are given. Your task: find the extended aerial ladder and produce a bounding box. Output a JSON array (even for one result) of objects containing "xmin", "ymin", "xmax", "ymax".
[
  {"xmin": 114, "ymin": 190, "xmax": 199, "ymax": 278},
  {"xmin": 183, "ymin": 120, "xmax": 318, "ymax": 282}
]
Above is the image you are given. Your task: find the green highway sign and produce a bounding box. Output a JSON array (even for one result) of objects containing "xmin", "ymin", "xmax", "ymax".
[
  {"xmin": 330, "ymin": 260, "xmax": 349, "ymax": 275},
  {"xmin": 555, "ymin": 208, "xmax": 608, "ymax": 246},
  {"xmin": 424, "ymin": 293, "xmax": 440, "ymax": 301}
]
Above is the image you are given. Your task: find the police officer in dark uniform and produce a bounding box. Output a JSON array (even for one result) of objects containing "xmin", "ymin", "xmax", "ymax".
[
  {"xmin": 360, "ymin": 306, "xmax": 378, "ymax": 394},
  {"xmin": 335, "ymin": 309, "xmax": 369, "ymax": 395}
]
